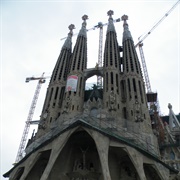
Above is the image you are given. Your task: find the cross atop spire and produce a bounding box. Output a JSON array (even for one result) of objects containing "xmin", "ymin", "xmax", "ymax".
[
  {"xmin": 106, "ymin": 10, "xmax": 115, "ymax": 33},
  {"xmin": 82, "ymin": 15, "xmax": 88, "ymax": 21},
  {"xmin": 79, "ymin": 15, "xmax": 88, "ymax": 37},
  {"xmin": 68, "ymin": 24, "xmax": 75, "ymax": 32},
  {"xmin": 121, "ymin": 14, "xmax": 128, "ymax": 25},
  {"xmin": 121, "ymin": 14, "xmax": 128, "ymax": 22},
  {"xmin": 63, "ymin": 24, "xmax": 75, "ymax": 49},
  {"xmin": 107, "ymin": 10, "xmax": 114, "ymax": 19},
  {"xmin": 121, "ymin": 15, "xmax": 129, "ymax": 27},
  {"xmin": 68, "ymin": 24, "xmax": 75, "ymax": 36},
  {"xmin": 121, "ymin": 14, "xmax": 133, "ymax": 42},
  {"xmin": 82, "ymin": 15, "xmax": 88, "ymax": 28}
]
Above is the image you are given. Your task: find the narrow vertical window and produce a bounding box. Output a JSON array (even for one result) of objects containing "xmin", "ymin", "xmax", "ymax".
[
  {"xmin": 59, "ymin": 86, "xmax": 65, "ymax": 108},
  {"xmin": 54, "ymin": 87, "xmax": 59, "ymax": 100},
  {"xmin": 106, "ymin": 72, "xmax": 108, "ymax": 92},
  {"xmin": 138, "ymin": 81, "xmax": 144, "ymax": 103},
  {"xmin": 49, "ymin": 88, "xmax": 54, "ymax": 102},
  {"xmin": 120, "ymin": 80, "xmax": 126, "ymax": 102},
  {"xmin": 79, "ymin": 77, "xmax": 82, "ymax": 96},
  {"xmin": 111, "ymin": 72, "xmax": 113, "ymax": 84},
  {"xmin": 116, "ymin": 74, "xmax": 119, "ymax": 94},
  {"xmin": 123, "ymin": 107, "xmax": 127, "ymax": 119},
  {"xmin": 120, "ymin": 57, "xmax": 123, "ymax": 72},
  {"xmin": 133, "ymin": 78, "xmax": 137, "ymax": 92}
]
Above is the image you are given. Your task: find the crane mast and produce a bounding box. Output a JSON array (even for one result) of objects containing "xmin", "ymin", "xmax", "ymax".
[
  {"xmin": 15, "ymin": 73, "xmax": 46, "ymax": 163},
  {"xmin": 135, "ymin": 0, "xmax": 179, "ymax": 114},
  {"xmin": 138, "ymin": 43, "xmax": 152, "ymax": 92},
  {"xmin": 97, "ymin": 23, "xmax": 103, "ymax": 88}
]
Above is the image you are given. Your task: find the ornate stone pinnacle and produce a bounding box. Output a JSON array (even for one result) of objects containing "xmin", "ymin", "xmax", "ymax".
[
  {"xmin": 81, "ymin": 15, "xmax": 88, "ymax": 29},
  {"xmin": 68, "ymin": 24, "xmax": 75, "ymax": 31},
  {"xmin": 82, "ymin": 15, "xmax": 88, "ymax": 21},
  {"xmin": 107, "ymin": 10, "xmax": 114, "ymax": 18},
  {"xmin": 68, "ymin": 24, "xmax": 75, "ymax": 37},
  {"xmin": 121, "ymin": 14, "xmax": 128, "ymax": 21},
  {"xmin": 168, "ymin": 103, "xmax": 172, "ymax": 109}
]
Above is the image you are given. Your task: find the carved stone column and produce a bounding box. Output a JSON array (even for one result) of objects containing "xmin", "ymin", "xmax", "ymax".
[
  {"xmin": 90, "ymin": 130, "xmax": 111, "ymax": 180},
  {"xmin": 40, "ymin": 130, "xmax": 74, "ymax": 180}
]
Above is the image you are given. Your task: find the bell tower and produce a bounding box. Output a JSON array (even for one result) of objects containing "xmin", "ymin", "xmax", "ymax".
[
  {"xmin": 37, "ymin": 24, "xmax": 74, "ymax": 136},
  {"xmin": 103, "ymin": 10, "xmax": 122, "ymax": 115},
  {"xmin": 121, "ymin": 15, "xmax": 151, "ymax": 133},
  {"xmin": 62, "ymin": 15, "xmax": 88, "ymax": 117}
]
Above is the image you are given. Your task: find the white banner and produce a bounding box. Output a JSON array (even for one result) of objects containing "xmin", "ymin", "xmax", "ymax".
[{"xmin": 66, "ymin": 75, "xmax": 78, "ymax": 92}]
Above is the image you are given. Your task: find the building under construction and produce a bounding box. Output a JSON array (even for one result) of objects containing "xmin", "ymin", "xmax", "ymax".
[{"xmin": 3, "ymin": 10, "xmax": 180, "ymax": 180}]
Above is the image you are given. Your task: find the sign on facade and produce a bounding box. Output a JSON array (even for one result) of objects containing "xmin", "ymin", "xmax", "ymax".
[{"xmin": 66, "ymin": 75, "xmax": 78, "ymax": 92}]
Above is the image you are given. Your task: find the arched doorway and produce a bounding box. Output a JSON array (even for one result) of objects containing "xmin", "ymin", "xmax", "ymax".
[{"xmin": 48, "ymin": 130, "xmax": 102, "ymax": 180}]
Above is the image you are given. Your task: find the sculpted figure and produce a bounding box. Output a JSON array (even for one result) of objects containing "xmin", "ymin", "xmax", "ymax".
[
  {"xmin": 109, "ymin": 91, "xmax": 116, "ymax": 110},
  {"xmin": 63, "ymin": 96, "xmax": 71, "ymax": 113}
]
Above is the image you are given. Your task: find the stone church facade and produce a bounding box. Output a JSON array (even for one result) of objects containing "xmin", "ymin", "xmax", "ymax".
[{"xmin": 4, "ymin": 10, "xmax": 179, "ymax": 180}]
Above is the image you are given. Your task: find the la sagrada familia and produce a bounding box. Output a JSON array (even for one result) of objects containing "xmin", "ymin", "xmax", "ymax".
[{"xmin": 4, "ymin": 10, "xmax": 180, "ymax": 180}]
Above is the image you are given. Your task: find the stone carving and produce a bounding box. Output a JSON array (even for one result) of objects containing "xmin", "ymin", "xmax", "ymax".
[
  {"xmin": 68, "ymin": 147, "xmax": 100, "ymax": 180},
  {"xmin": 109, "ymin": 91, "xmax": 116, "ymax": 111},
  {"xmin": 82, "ymin": 15, "xmax": 88, "ymax": 21},
  {"xmin": 69, "ymin": 24, "xmax": 75, "ymax": 31},
  {"xmin": 134, "ymin": 100, "xmax": 143, "ymax": 122},
  {"xmin": 80, "ymin": 147, "xmax": 88, "ymax": 170},
  {"xmin": 121, "ymin": 14, "xmax": 128, "ymax": 21},
  {"xmin": 107, "ymin": 10, "xmax": 114, "ymax": 18},
  {"xmin": 42, "ymin": 109, "xmax": 49, "ymax": 119},
  {"xmin": 83, "ymin": 102, "xmax": 90, "ymax": 117},
  {"xmin": 82, "ymin": 15, "xmax": 88, "ymax": 28},
  {"xmin": 63, "ymin": 96, "xmax": 71, "ymax": 113}
]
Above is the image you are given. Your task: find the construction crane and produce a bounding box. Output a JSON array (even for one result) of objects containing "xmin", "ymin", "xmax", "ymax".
[
  {"xmin": 135, "ymin": 0, "xmax": 180, "ymax": 114},
  {"xmin": 14, "ymin": 73, "xmax": 49, "ymax": 164},
  {"xmin": 96, "ymin": 22, "xmax": 104, "ymax": 88}
]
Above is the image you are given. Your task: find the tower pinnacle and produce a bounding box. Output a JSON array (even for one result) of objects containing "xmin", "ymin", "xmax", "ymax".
[
  {"xmin": 79, "ymin": 15, "xmax": 88, "ymax": 37},
  {"xmin": 82, "ymin": 15, "xmax": 88, "ymax": 28},
  {"xmin": 68, "ymin": 24, "xmax": 75, "ymax": 36},
  {"xmin": 107, "ymin": 10, "xmax": 114, "ymax": 19},
  {"xmin": 121, "ymin": 14, "xmax": 128, "ymax": 22},
  {"xmin": 82, "ymin": 14, "xmax": 88, "ymax": 21},
  {"xmin": 107, "ymin": 10, "xmax": 116, "ymax": 33},
  {"xmin": 63, "ymin": 24, "xmax": 75, "ymax": 49},
  {"xmin": 121, "ymin": 14, "xmax": 133, "ymax": 42}
]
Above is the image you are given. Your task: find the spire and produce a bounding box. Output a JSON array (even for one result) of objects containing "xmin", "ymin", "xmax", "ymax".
[
  {"xmin": 63, "ymin": 24, "xmax": 75, "ymax": 49},
  {"xmin": 121, "ymin": 15, "xmax": 133, "ymax": 42},
  {"xmin": 168, "ymin": 103, "xmax": 180, "ymax": 130},
  {"xmin": 70, "ymin": 15, "xmax": 88, "ymax": 72},
  {"xmin": 37, "ymin": 24, "xmax": 75, "ymax": 133},
  {"xmin": 78, "ymin": 15, "xmax": 88, "ymax": 38},
  {"xmin": 103, "ymin": 10, "xmax": 121, "ymax": 113},
  {"xmin": 107, "ymin": 10, "xmax": 116, "ymax": 33},
  {"xmin": 64, "ymin": 15, "xmax": 88, "ymax": 115}
]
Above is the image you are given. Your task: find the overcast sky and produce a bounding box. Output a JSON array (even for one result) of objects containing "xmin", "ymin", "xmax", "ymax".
[{"xmin": 1, "ymin": 0, "xmax": 179, "ymax": 178}]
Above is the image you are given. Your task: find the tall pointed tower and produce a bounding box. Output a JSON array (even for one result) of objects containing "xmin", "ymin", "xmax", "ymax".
[
  {"xmin": 4, "ymin": 11, "xmax": 179, "ymax": 180},
  {"xmin": 63, "ymin": 15, "xmax": 88, "ymax": 117},
  {"xmin": 103, "ymin": 10, "xmax": 122, "ymax": 114},
  {"xmin": 36, "ymin": 24, "xmax": 75, "ymax": 137},
  {"xmin": 121, "ymin": 14, "xmax": 153, "ymax": 135}
]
